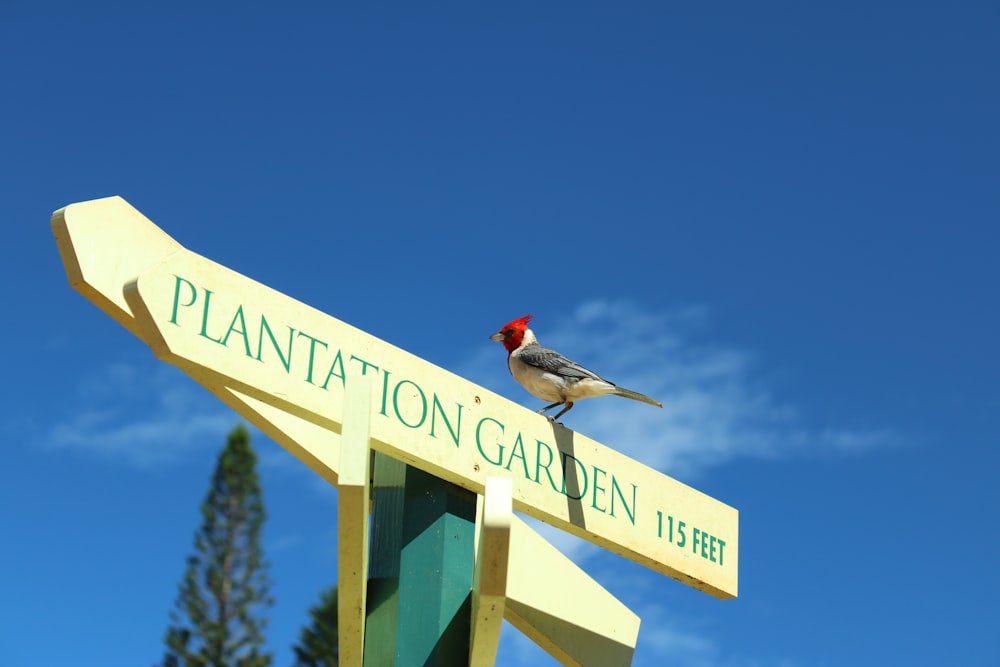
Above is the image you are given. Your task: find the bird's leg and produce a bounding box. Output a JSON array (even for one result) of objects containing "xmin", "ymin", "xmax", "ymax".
[
  {"xmin": 537, "ymin": 401, "xmax": 564, "ymax": 415},
  {"xmin": 550, "ymin": 402, "xmax": 574, "ymax": 421}
]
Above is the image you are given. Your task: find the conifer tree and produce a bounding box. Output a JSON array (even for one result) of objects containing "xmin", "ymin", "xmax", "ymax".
[
  {"xmin": 292, "ymin": 586, "xmax": 339, "ymax": 667},
  {"xmin": 160, "ymin": 424, "xmax": 273, "ymax": 667}
]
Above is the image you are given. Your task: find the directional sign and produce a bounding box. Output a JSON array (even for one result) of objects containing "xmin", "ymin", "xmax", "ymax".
[{"xmin": 53, "ymin": 196, "xmax": 738, "ymax": 599}]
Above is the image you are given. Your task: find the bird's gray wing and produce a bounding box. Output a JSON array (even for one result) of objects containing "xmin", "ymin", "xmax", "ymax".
[{"xmin": 517, "ymin": 344, "xmax": 612, "ymax": 383}]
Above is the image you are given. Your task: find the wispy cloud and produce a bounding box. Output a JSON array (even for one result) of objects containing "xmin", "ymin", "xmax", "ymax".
[
  {"xmin": 40, "ymin": 360, "xmax": 239, "ymax": 468},
  {"xmin": 466, "ymin": 298, "xmax": 903, "ymax": 577},
  {"xmin": 37, "ymin": 357, "xmax": 340, "ymax": 489},
  {"xmin": 469, "ymin": 299, "xmax": 899, "ymax": 480},
  {"xmin": 632, "ymin": 600, "xmax": 804, "ymax": 667},
  {"xmin": 634, "ymin": 609, "xmax": 721, "ymax": 667},
  {"xmin": 42, "ymin": 299, "xmax": 896, "ymax": 482},
  {"xmin": 471, "ymin": 300, "xmax": 897, "ymax": 665}
]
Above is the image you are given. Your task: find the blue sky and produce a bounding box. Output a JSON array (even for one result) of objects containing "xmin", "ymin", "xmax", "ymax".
[{"xmin": 3, "ymin": 1, "xmax": 998, "ymax": 665}]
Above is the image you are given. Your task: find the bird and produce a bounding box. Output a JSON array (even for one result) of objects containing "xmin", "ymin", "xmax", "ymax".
[{"xmin": 490, "ymin": 314, "xmax": 663, "ymax": 421}]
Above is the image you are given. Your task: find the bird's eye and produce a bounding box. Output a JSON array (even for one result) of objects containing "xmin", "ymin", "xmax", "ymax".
[{"xmin": 504, "ymin": 328, "xmax": 514, "ymax": 337}]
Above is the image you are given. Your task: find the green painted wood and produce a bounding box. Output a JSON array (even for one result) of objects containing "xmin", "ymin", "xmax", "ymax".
[
  {"xmin": 362, "ymin": 453, "xmax": 477, "ymax": 666},
  {"xmin": 395, "ymin": 467, "xmax": 476, "ymax": 666},
  {"xmin": 363, "ymin": 453, "xmax": 406, "ymax": 664}
]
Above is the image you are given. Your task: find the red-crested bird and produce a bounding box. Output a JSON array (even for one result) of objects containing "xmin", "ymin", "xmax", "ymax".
[{"xmin": 490, "ymin": 314, "xmax": 663, "ymax": 421}]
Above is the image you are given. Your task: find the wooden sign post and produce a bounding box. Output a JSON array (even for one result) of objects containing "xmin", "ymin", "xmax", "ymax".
[{"xmin": 53, "ymin": 197, "xmax": 739, "ymax": 665}]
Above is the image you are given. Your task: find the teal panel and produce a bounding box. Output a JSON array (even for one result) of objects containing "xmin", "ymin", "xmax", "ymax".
[{"xmin": 363, "ymin": 456, "xmax": 476, "ymax": 666}]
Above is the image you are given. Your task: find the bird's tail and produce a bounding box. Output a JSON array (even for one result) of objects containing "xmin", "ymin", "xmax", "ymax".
[{"xmin": 613, "ymin": 387, "xmax": 663, "ymax": 408}]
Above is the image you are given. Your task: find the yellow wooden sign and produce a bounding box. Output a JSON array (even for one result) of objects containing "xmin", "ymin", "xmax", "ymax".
[
  {"xmin": 337, "ymin": 374, "xmax": 375, "ymax": 666},
  {"xmin": 470, "ymin": 477, "xmax": 513, "ymax": 665},
  {"xmin": 54, "ymin": 196, "xmax": 739, "ymax": 600}
]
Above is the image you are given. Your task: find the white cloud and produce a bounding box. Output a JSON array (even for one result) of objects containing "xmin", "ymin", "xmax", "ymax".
[
  {"xmin": 42, "ymin": 299, "xmax": 896, "ymax": 484},
  {"xmin": 38, "ymin": 358, "xmax": 341, "ymax": 491},
  {"xmin": 636, "ymin": 614, "xmax": 720, "ymax": 666},
  {"xmin": 631, "ymin": 602, "xmax": 802, "ymax": 667},
  {"xmin": 42, "ymin": 360, "xmax": 239, "ymax": 468},
  {"xmin": 469, "ymin": 300, "xmax": 895, "ymax": 665},
  {"xmin": 469, "ymin": 299, "xmax": 898, "ymax": 480}
]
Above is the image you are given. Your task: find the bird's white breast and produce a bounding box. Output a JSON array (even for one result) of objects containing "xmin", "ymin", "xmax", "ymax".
[{"xmin": 507, "ymin": 353, "xmax": 566, "ymax": 403}]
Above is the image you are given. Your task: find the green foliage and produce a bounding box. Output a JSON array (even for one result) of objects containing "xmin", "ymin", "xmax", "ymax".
[
  {"xmin": 160, "ymin": 425, "xmax": 274, "ymax": 667},
  {"xmin": 292, "ymin": 586, "xmax": 339, "ymax": 667}
]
